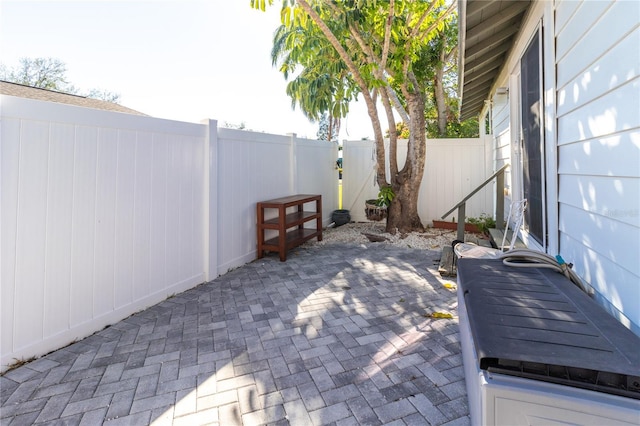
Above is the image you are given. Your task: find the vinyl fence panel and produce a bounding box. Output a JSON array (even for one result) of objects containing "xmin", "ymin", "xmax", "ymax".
[
  {"xmin": 295, "ymin": 137, "xmax": 339, "ymax": 222},
  {"xmin": 216, "ymin": 129, "xmax": 291, "ymax": 275},
  {"xmin": 215, "ymin": 130, "xmax": 338, "ymax": 276},
  {"xmin": 341, "ymin": 140, "xmax": 379, "ymax": 220},
  {"xmin": 1, "ymin": 95, "xmax": 339, "ymax": 371},
  {"xmin": 343, "ymin": 137, "xmax": 493, "ymax": 224},
  {"xmin": 1, "ymin": 97, "xmax": 207, "ymax": 369}
]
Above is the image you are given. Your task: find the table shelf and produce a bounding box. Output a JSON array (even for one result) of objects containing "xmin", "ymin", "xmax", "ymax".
[
  {"xmin": 257, "ymin": 194, "xmax": 322, "ymax": 261},
  {"xmin": 261, "ymin": 211, "xmax": 320, "ymax": 229}
]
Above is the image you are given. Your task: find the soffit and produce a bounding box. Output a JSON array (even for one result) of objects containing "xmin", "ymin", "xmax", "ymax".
[{"xmin": 458, "ymin": 0, "xmax": 531, "ymax": 121}]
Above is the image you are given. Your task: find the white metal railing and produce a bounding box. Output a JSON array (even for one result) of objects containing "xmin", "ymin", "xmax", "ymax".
[{"xmin": 440, "ymin": 163, "xmax": 510, "ymax": 241}]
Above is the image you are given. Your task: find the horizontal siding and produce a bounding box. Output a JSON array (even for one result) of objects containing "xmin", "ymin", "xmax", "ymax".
[
  {"xmin": 559, "ymin": 203, "xmax": 639, "ymax": 277},
  {"xmin": 559, "ymin": 172, "xmax": 639, "ymax": 234},
  {"xmin": 557, "ymin": 29, "xmax": 639, "ymax": 118},
  {"xmin": 492, "ymin": 95, "xmax": 510, "ymax": 137},
  {"xmin": 560, "ymin": 229, "xmax": 640, "ymax": 332},
  {"xmin": 558, "ymin": 129, "xmax": 640, "ymax": 178},
  {"xmin": 558, "ymin": 78, "xmax": 640, "ymax": 144},
  {"xmin": 491, "ymin": 95, "xmax": 512, "ymax": 199},
  {"xmin": 555, "ymin": 1, "xmax": 611, "ymax": 62},
  {"xmin": 556, "ymin": 0, "xmax": 638, "ymax": 89},
  {"xmin": 555, "ymin": 0, "xmax": 640, "ymax": 333},
  {"xmin": 554, "ymin": 0, "xmax": 581, "ymax": 38},
  {"xmin": 491, "ymin": 96, "xmax": 510, "ymax": 163}
]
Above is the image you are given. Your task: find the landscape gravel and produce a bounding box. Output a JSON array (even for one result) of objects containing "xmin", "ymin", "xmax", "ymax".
[{"xmin": 305, "ymin": 221, "xmax": 460, "ymax": 250}]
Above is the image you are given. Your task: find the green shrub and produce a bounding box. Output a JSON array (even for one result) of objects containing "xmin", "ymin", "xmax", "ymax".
[
  {"xmin": 466, "ymin": 214, "xmax": 496, "ymax": 233},
  {"xmin": 377, "ymin": 186, "xmax": 395, "ymax": 207}
]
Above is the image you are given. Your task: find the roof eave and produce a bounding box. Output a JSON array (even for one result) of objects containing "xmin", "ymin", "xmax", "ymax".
[
  {"xmin": 458, "ymin": 0, "xmax": 532, "ymax": 121},
  {"xmin": 457, "ymin": 0, "xmax": 467, "ymax": 113}
]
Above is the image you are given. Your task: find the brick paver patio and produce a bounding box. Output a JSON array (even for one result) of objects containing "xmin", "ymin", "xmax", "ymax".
[{"xmin": 1, "ymin": 243, "xmax": 470, "ymax": 425}]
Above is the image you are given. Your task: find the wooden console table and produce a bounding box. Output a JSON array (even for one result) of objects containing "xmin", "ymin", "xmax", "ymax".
[{"xmin": 257, "ymin": 194, "xmax": 322, "ymax": 261}]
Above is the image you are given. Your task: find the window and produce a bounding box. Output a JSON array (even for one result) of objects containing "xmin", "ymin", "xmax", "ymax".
[{"xmin": 520, "ymin": 29, "xmax": 546, "ymax": 246}]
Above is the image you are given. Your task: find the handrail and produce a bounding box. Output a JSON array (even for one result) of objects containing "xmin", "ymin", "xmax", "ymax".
[
  {"xmin": 441, "ymin": 163, "xmax": 509, "ymax": 218},
  {"xmin": 440, "ymin": 163, "xmax": 509, "ymax": 241}
]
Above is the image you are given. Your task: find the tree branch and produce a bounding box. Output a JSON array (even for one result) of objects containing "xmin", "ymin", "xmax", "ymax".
[
  {"xmin": 346, "ymin": 12, "xmax": 410, "ymax": 129},
  {"xmin": 380, "ymin": 0, "xmax": 394, "ymax": 72},
  {"xmin": 297, "ymin": 0, "xmax": 388, "ymax": 186},
  {"xmin": 417, "ymin": 2, "xmax": 456, "ymax": 45},
  {"xmin": 408, "ymin": 1, "xmax": 438, "ymax": 40}
]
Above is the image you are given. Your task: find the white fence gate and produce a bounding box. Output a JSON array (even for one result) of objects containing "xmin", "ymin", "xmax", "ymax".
[{"xmin": 342, "ymin": 137, "xmax": 494, "ymax": 224}]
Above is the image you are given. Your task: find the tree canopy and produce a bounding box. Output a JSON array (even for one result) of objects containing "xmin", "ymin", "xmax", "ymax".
[{"xmin": 253, "ymin": 0, "xmax": 465, "ymax": 232}]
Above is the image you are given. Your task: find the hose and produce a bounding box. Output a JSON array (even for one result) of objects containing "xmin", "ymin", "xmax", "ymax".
[{"xmin": 499, "ymin": 248, "xmax": 589, "ymax": 295}]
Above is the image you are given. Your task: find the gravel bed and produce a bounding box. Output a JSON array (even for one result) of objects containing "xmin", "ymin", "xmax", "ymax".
[{"xmin": 305, "ymin": 221, "xmax": 462, "ymax": 250}]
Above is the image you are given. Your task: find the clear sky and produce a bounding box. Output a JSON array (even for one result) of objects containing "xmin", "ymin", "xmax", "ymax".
[{"xmin": 0, "ymin": 0, "xmax": 373, "ymax": 140}]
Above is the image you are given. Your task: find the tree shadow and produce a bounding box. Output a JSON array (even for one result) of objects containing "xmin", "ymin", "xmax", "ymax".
[
  {"xmin": 0, "ymin": 244, "xmax": 467, "ymax": 425},
  {"xmin": 145, "ymin": 243, "xmax": 464, "ymax": 424}
]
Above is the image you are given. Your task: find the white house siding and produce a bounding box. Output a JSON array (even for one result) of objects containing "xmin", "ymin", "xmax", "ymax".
[
  {"xmin": 483, "ymin": 0, "xmax": 639, "ymax": 333},
  {"xmin": 490, "ymin": 94, "xmax": 512, "ymax": 219},
  {"xmin": 554, "ymin": 0, "xmax": 640, "ymax": 333},
  {"xmin": 491, "ymin": 95, "xmax": 510, "ymax": 171}
]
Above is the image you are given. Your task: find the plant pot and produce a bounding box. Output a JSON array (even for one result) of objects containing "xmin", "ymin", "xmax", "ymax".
[
  {"xmin": 331, "ymin": 209, "xmax": 351, "ymax": 227},
  {"xmin": 432, "ymin": 220, "xmax": 481, "ymax": 233},
  {"xmin": 365, "ymin": 200, "xmax": 387, "ymax": 221}
]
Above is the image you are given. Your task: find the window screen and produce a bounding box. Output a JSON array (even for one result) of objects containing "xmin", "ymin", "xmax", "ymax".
[{"xmin": 520, "ymin": 30, "xmax": 545, "ymax": 246}]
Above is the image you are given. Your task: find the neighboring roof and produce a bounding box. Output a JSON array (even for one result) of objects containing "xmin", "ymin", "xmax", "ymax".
[
  {"xmin": 0, "ymin": 80, "xmax": 147, "ymax": 116},
  {"xmin": 458, "ymin": 0, "xmax": 532, "ymax": 121}
]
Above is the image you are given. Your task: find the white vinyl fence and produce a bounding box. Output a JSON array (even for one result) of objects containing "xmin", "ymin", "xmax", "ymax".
[
  {"xmin": 342, "ymin": 137, "xmax": 493, "ymax": 224},
  {"xmin": 0, "ymin": 95, "xmax": 337, "ymax": 371},
  {"xmin": 215, "ymin": 129, "xmax": 338, "ymax": 273}
]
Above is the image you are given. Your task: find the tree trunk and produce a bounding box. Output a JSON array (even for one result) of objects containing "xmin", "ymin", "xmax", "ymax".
[
  {"xmin": 385, "ymin": 90, "xmax": 426, "ymax": 233},
  {"xmin": 331, "ymin": 116, "xmax": 341, "ymax": 141},
  {"xmin": 435, "ymin": 47, "xmax": 448, "ymax": 137}
]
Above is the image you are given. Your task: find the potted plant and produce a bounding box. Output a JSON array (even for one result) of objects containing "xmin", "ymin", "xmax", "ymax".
[{"xmin": 365, "ymin": 186, "xmax": 395, "ymax": 221}]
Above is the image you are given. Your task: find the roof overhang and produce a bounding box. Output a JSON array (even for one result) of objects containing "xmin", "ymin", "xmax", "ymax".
[{"xmin": 458, "ymin": 0, "xmax": 532, "ymax": 121}]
